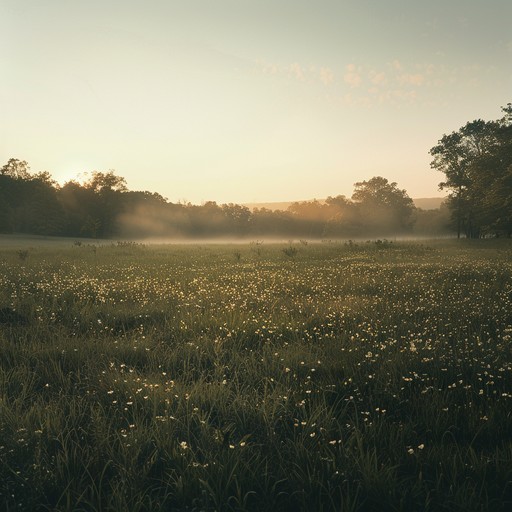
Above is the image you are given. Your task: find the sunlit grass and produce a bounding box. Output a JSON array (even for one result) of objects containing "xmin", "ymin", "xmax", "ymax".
[{"xmin": 1, "ymin": 239, "xmax": 512, "ymax": 511}]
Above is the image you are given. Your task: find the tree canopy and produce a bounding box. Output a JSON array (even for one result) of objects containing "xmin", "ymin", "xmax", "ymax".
[
  {"xmin": 0, "ymin": 161, "xmax": 449, "ymax": 239},
  {"xmin": 430, "ymin": 103, "xmax": 512, "ymax": 237},
  {"xmin": 351, "ymin": 177, "xmax": 415, "ymax": 234}
]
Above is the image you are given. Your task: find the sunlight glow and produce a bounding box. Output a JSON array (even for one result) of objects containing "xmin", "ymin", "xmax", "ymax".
[{"xmin": 1, "ymin": 0, "xmax": 510, "ymax": 203}]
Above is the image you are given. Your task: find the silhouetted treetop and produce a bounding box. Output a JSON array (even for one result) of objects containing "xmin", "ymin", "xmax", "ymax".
[
  {"xmin": 85, "ymin": 170, "xmax": 128, "ymax": 192},
  {"xmin": 0, "ymin": 157, "xmax": 449, "ymax": 238},
  {"xmin": 1, "ymin": 158, "xmax": 31, "ymax": 180},
  {"xmin": 430, "ymin": 102, "xmax": 512, "ymax": 238}
]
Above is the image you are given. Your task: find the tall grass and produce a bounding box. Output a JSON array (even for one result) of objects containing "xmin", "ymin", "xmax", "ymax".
[{"xmin": 0, "ymin": 239, "xmax": 511, "ymax": 511}]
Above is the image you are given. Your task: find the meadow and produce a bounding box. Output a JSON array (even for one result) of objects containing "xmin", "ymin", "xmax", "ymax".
[{"xmin": 1, "ymin": 238, "xmax": 512, "ymax": 511}]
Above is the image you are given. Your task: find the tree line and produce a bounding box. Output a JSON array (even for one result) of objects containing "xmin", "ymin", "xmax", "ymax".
[
  {"xmin": 3, "ymin": 103, "xmax": 510, "ymax": 240},
  {"xmin": 0, "ymin": 162, "xmax": 452, "ymax": 239},
  {"xmin": 430, "ymin": 103, "xmax": 512, "ymax": 238}
]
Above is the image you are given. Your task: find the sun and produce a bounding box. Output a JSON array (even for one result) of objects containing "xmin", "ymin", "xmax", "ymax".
[{"xmin": 53, "ymin": 163, "xmax": 91, "ymax": 186}]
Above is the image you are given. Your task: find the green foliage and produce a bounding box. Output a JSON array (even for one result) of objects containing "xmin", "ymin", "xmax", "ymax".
[
  {"xmin": 0, "ymin": 240, "xmax": 512, "ymax": 510},
  {"xmin": 1, "ymin": 157, "xmax": 448, "ymax": 239},
  {"xmin": 430, "ymin": 103, "xmax": 512, "ymax": 238}
]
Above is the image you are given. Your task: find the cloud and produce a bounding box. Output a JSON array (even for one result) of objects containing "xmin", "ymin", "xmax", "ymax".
[
  {"xmin": 398, "ymin": 73, "xmax": 425, "ymax": 86},
  {"xmin": 319, "ymin": 67, "xmax": 334, "ymax": 86},
  {"xmin": 254, "ymin": 59, "xmax": 335, "ymax": 88},
  {"xmin": 255, "ymin": 59, "xmax": 278, "ymax": 75},
  {"xmin": 391, "ymin": 59, "xmax": 402, "ymax": 71},
  {"xmin": 254, "ymin": 57, "xmax": 458, "ymax": 108},
  {"xmin": 288, "ymin": 63, "xmax": 305, "ymax": 81},
  {"xmin": 370, "ymin": 71, "xmax": 387, "ymax": 86},
  {"xmin": 342, "ymin": 60, "xmax": 440, "ymax": 107},
  {"xmin": 344, "ymin": 64, "xmax": 362, "ymax": 88}
]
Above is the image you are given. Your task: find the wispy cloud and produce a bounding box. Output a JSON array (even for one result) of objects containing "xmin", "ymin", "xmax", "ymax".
[
  {"xmin": 340, "ymin": 60, "xmax": 433, "ymax": 106},
  {"xmin": 319, "ymin": 67, "xmax": 334, "ymax": 86},
  {"xmin": 398, "ymin": 73, "xmax": 425, "ymax": 86},
  {"xmin": 255, "ymin": 59, "xmax": 278, "ymax": 75},
  {"xmin": 254, "ymin": 57, "xmax": 489, "ymax": 108},
  {"xmin": 288, "ymin": 63, "xmax": 305, "ymax": 81},
  {"xmin": 370, "ymin": 71, "xmax": 387, "ymax": 86},
  {"xmin": 254, "ymin": 59, "xmax": 335, "ymax": 88},
  {"xmin": 343, "ymin": 64, "xmax": 362, "ymax": 88}
]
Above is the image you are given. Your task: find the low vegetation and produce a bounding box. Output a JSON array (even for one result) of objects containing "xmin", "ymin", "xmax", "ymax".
[{"xmin": 1, "ymin": 239, "xmax": 511, "ymax": 511}]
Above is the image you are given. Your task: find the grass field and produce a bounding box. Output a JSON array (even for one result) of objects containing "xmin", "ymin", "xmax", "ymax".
[{"xmin": 1, "ymin": 238, "xmax": 512, "ymax": 511}]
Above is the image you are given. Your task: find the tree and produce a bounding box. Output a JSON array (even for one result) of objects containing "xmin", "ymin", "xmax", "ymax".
[
  {"xmin": 83, "ymin": 171, "xmax": 128, "ymax": 237},
  {"xmin": 222, "ymin": 204, "xmax": 251, "ymax": 236},
  {"xmin": 58, "ymin": 181, "xmax": 99, "ymax": 237},
  {"xmin": 250, "ymin": 208, "xmax": 294, "ymax": 237},
  {"xmin": 287, "ymin": 200, "xmax": 329, "ymax": 237},
  {"xmin": 1, "ymin": 158, "xmax": 31, "ymax": 179},
  {"xmin": 351, "ymin": 176, "xmax": 415, "ymax": 235},
  {"xmin": 323, "ymin": 195, "xmax": 358, "ymax": 237},
  {"xmin": 25, "ymin": 172, "xmax": 64, "ymax": 235},
  {"xmin": 469, "ymin": 106, "xmax": 512, "ymax": 235},
  {"xmin": 429, "ymin": 119, "xmax": 499, "ymax": 238},
  {"xmin": 0, "ymin": 161, "xmax": 64, "ymax": 234},
  {"xmin": 85, "ymin": 170, "xmax": 128, "ymax": 193},
  {"xmin": 430, "ymin": 104, "xmax": 512, "ymax": 237}
]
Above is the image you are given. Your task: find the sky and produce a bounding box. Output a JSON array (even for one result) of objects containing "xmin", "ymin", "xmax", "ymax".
[{"xmin": 1, "ymin": 0, "xmax": 511, "ymax": 204}]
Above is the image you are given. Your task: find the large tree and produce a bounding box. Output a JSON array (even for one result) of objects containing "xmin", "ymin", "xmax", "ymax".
[
  {"xmin": 351, "ymin": 176, "xmax": 415, "ymax": 235},
  {"xmin": 83, "ymin": 170, "xmax": 128, "ymax": 237},
  {"xmin": 430, "ymin": 104, "xmax": 512, "ymax": 237},
  {"xmin": 469, "ymin": 105, "xmax": 512, "ymax": 235},
  {"xmin": 0, "ymin": 161, "xmax": 64, "ymax": 234},
  {"xmin": 429, "ymin": 119, "xmax": 499, "ymax": 238}
]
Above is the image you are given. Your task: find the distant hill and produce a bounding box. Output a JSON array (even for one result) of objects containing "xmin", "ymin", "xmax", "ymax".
[
  {"xmin": 412, "ymin": 197, "xmax": 447, "ymax": 210},
  {"xmin": 244, "ymin": 197, "xmax": 446, "ymax": 211},
  {"xmin": 244, "ymin": 201, "xmax": 303, "ymax": 212}
]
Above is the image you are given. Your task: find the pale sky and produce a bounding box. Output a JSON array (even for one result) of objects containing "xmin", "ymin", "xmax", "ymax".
[{"xmin": 1, "ymin": 0, "xmax": 511, "ymax": 204}]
